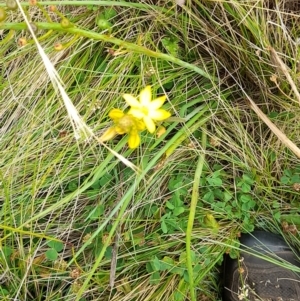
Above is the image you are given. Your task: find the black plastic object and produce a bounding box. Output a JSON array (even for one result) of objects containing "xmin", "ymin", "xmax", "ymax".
[{"xmin": 223, "ymin": 231, "xmax": 300, "ymax": 301}]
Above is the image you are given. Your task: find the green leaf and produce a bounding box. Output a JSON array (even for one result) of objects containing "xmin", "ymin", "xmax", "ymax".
[
  {"xmin": 223, "ymin": 191, "xmax": 233, "ymax": 202},
  {"xmin": 273, "ymin": 211, "xmax": 281, "ymax": 222},
  {"xmin": 241, "ymin": 182, "xmax": 251, "ymax": 193},
  {"xmin": 225, "ymin": 205, "xmax": 233, "ymax": 214},
  {"xmin": 241, "ymin": 199, "xmax": 256, "ymax": 211},
  {"xmin": 47, "ymin": 240, "xmax": 63, "ymax": 252},
  {"xmin": 68, "ymin": 181, "xmax": 78, "ymax": 191},
  {"xmin": 229, "ymin": 248, "xmax": 239, "ymax": 259},
  {"xmin": 249, "ymin": 199, "xmax": 256, "ymax": 208},
  {"xmin": 151, "ymin": 257, "xmax": 161, "ymax": 271},
  {"xmin": 212, "ymin": 202, "xmax": 225, "ymax": 213},
  {"xmin": 173, "ymin": 207, "xmax": 185, "ymax": 216},
  {"xmin": 160, "ymin": 256, "xmax": 174, "ymax": 271},
  {"xmin": 213, "ymin": 164, "xmax": 223, "ymax": 171},
  {"xmin": 45, "ymin": 249, "xmax": 58, "ymax": 261},
  {"xmin": 212, "ymin": 170, "xmax": 222, "ymax": 177},
  {"xmin": 105, "ymin": 246, "xmax": 113, "ymax": 259},
  {"xmin": 213, "ymin": 188, "xmax": 224, "ymax": 200},
  {"xmin": 99, "ymin": 173, "xmax": 113, "ymax": 186},
  {"xmin": 85, "ymin": 190, "xmax": 99, "ymax": 200},
  {"xmin": 150, "ymin": 271, "xmax": 160, "ymax": 285},
  {"xmin": 166, "ymin": 201, "xmax": 175, "ymax": 210},
  {"xmin": 183, "ymin": 270, "xmax": 190, "ymax": 283},
  {"xmin": 242, "ymin": 220, "xmax": 254, "ymax": 232},
  {"xmin": 161, "ymin": 37, "xmax": 179, "ymax": 56},
  {"xmin": 268, "ymin": 151, "xmax": 276, "ymax": 163},
  {"xmin": 232, "ymin": 200, "xmax": 238, "ymax": 208},
  {"xmin": 268, "ymin": 111, "xmax": 278, "ymax": 119},
  {"xmin": 164, "ymin": 218, "xmax": 179, "ymax": 233},
  {"xmin": 168, "ymin": 176, "xmax": 183, "ymax": 191},
  {"xmin": 172, "ymin": 195, "xmax": 184, "ymax": 207},
  {"xmin": 104, "ymin": 8, "xmax": 117, "ymax": 19},
  {"xmin": 239, "ymin": 194, "xmax": 252, "ymax": 203},
  {"xmin": 97, "ymin": 19, "xmax": 112, "ymax": 30},
  {"xmin": 193, "ymin": 264, "xmax": 201, "ymax": 275},
  {"xmin": 203, "ymin": 257, "xmax": 211, "ymax": 267},
  {"xmin": 146, "ymin": 262, "xmax": 153, "ymax": 273},
  {"xmin": 163, "ymin": 81, "xmax": 174, "ymax": 90},
  {"xmin": 241, "ymin": 202, "xmax": 249, "ymax": 211},
  {"xmin": 189, "ymin": 250, "xmax": 196, "ymax": 264},
  {"xmin": 179, "ymin": 251, "xmax": 196, "ymax": 264},
  {"xmin": 200, "ymin": 177, "xmax": 206, "ymax": 186},
  {"xmin": 169, "ymin": 266, "xmax": 185, "ymax": 275},
  {"xmin": 217, "ymin": 201, "xmax": 226, "ymax": 208},
  {"xmin": 87, "ymin": 204, "xmax": 105, "ymax": 220},
  {"xmin": 242, "ymin": 174, "xmax": 254, "ymax": 185},
  {"xmin": 162, "ymin": 256, "xmax": 174, "ymax": 264},
  {"xmin": 0, "ymin": 246, "xmax": 13, "ymax": 260},
  {"xmin": 174, "ymin": 291, "xmax": 185, "ymax": 301},
  {"xmin": 283, "ymin": 169, "xmax": 292, "ymax": 177},
  {"xmin": 0, "ymin": 287, "xmax": 9, "ymax": 296},
  {"xmin": 91, "ymin": 180, "xmax": 101, "ymax": 189},
  {"xmin": 203, "ymin": 191, "xmax": 214, "ymax": 203},
  {"xmin": 87, "ymin": 5, "xmax": 97, "ymax": 11},
  {"xmin": 291, "ymin": 174, "xmax": 300, "ymax": 183},
  {"xmin": 280, "ymin": 176, "xmax": 290, "ymax": 184},
  {"xmin": 161, "ymin": 220, "xmax": 168, "ymax": 234},
  {"xmin": 179, "ymin": 251, "xmax": 187, "ymax": 263},
  {"xmin": 207, "ymin": 177, "xmax": 222, "ymax": 186}
]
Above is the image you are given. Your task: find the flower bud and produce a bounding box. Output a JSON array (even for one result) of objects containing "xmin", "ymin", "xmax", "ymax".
[
  {"xmin": 18, "ymin": 37, "xmax": 27, "ymax": 46},
  {"xmin": 54, "ymin": 43, "xmax": 63, "ymax": 51},
  {"xmin": 0, "ymin": 8, "xmax": 7, "ymax": 22},
  {"xmin": 6, "ymin": 0, "xmax": 18, "ymax": 11},
  {"xmin": 49, "ymin": 5, "xmax": 56, "ymax": 12},
  {"xmin": 60, "ymin": 18, "xmax": 72, "ymax": 28},
  {"xmin": 97, "ymin": 19, "xmax": 112, "ymax": 30},
  {"xmin": 156, "ymin": 126, "xmax": 166, "ymax": 138}
]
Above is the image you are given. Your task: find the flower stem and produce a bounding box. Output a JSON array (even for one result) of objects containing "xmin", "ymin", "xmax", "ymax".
[
  {"xmin": 186, "ymin": 128, "xmax": 207, "ymax": 301},
  {"xmin": 1, "ymin": 21, "xmax": 216, "ymax": 81}
]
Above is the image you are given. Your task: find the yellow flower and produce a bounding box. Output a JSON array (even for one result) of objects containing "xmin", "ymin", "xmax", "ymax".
[
  {"xmin": 100, "ymin": 109, "xmax": 145, "ymax": 149},
  {"xmin": 123, "ymin": 86, "xmax": 171, "ymax": 133}
]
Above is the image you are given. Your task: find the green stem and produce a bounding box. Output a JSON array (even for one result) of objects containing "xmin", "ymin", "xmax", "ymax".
[
  {"xmin": 0, "ymin": 29, "xmax": 14, "ymax": 45},
  {"xmin": 0, "ymin": 1, "xmax": 170, "ymax": 12},
  {"xmin": 73, "ymin": 130, "xmax": 198, "ymax": 299},
  {"xmin": 186, "ymin": 129, "xmax": 207, "ymax": 301},
  {"xmin": 37, "ymin": 3, "xmax": 53, "ymax": 22},
  {"xmin": 1, "ymin": 22, "xmax": 216, "ymax": 81}
]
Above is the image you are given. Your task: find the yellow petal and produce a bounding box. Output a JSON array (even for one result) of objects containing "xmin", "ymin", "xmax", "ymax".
[
  {"xmin": 115, "ymin": 125, "xmax": 126, "ymax": 135},
  {"xmin": 150, "ymin": 109, "xmax": 171, "ymax": 121},
  {"xmin": 139, "ymin": 86, "xmax": 152, "ymax": 106},
  {"xmin": 136, "ymin": 119, "xmax": 146, "ymax": 131},
  {"xmin": 150, "ymin": 96, "xmax": 166, "ymax": 110},
  {"xmin": 123, "ymin": 94, "xmax": 140, "ymax": 108},
  {"xmin": 99, "ymin": 127, "xmax": 117, "ymax": 142},
  {"xmin": 143, "ymin": 116, "xmax": 156, "ymax": 133},
  {"xmin": 109, "ymin": 109, "xmax": 124, "ymax": 121},
  {"xmin": 128, "ymin": 108, "xmax": 145, "ymax": 119},
  {"xmin": 156, "ymin": 126, "xmax": 166, "ymax": 138},
  {"xmin": 128, "ymin": 132, "xmax": 140, "ymax": 149}
]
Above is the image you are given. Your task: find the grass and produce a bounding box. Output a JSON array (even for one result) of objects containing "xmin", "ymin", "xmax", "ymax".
[{"xmin": 0, "ymin": 0, "xmax": 300, "ymax": 300}]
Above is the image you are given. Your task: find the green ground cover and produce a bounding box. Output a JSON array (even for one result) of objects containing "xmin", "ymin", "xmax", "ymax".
[{"xmin": 0, "ymin": 1, "xmax": 300, "ymax": 300}]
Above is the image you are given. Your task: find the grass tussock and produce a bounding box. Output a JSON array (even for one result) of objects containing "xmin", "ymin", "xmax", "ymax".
[{"xmin": 0, "ymin": 0, "xmax": 300, "ymax": 300}]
